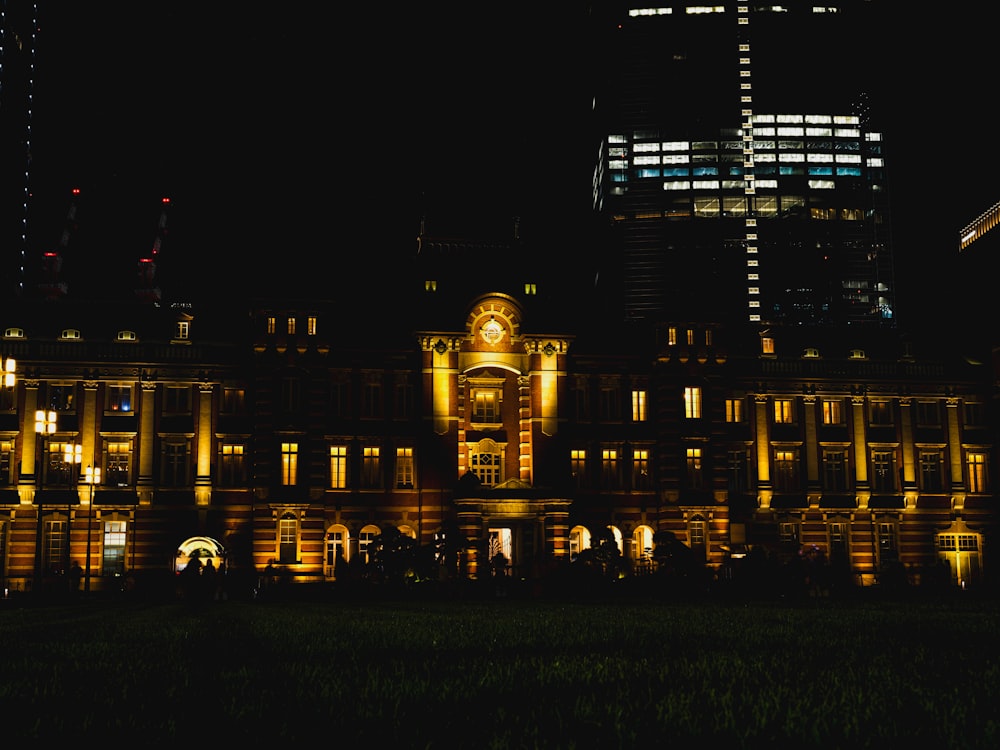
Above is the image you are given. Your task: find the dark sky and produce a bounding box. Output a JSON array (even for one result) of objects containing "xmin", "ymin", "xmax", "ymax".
[{"xmin": 26, "ymin": 3, "xmax": 997, "ymax": 322}]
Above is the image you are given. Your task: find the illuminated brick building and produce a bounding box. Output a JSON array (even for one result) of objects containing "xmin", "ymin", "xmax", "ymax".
[{"xmin": 0, "ymin": 259, "xmax": 993, "ymax": 595}]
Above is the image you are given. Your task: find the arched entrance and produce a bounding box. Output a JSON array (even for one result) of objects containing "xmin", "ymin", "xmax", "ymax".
[{"xmin": 174, "ymin": 536, "xmax": 226, "ymax": 574}]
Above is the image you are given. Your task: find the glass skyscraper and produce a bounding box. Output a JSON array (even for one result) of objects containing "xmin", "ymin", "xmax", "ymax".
[{"xmin": 590, "ymin": 2, "xmax": 893, "ymax": 327}]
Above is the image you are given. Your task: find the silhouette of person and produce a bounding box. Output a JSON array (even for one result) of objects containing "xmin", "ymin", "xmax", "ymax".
[{"xmin": 67, "ymin": 561, "xmax": 83, "ymax": 596}]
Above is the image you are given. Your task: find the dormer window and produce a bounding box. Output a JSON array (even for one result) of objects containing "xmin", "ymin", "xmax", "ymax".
[
  {"xmin": 4, "ymin": 327, "xmax": 24, "ymax": 339},
  {"xmin": 175, "ymin": 321, "xmax": 189, "ymax": 340},
  {"xmin": 761, "ymin": 336, "xmax": 775, "ymax": 355},
  {"xmin": 117, "ymin": 330, "xmax": 137, "ymax": 342},
  {"xmin": 803, "ymin": 347, "xmax": 820, "ymax": 358},
  {"xmin": 849, "ymin": 349, "xmax": 866, "ymax": 359},
  {"xmin": 60, "ymin": 328, "xmax": 81, "ymax": 340}
]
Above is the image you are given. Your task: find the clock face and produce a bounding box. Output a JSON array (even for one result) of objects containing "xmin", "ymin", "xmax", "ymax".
[{"xmin": 480, "ymin": 316, "xmax": 505, "ymax": 345}]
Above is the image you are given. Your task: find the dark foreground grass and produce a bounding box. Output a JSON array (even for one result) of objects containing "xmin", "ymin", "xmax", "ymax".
[{"xmin": 1, "ymin": 594, "xmax": 998, "ymax": 748}]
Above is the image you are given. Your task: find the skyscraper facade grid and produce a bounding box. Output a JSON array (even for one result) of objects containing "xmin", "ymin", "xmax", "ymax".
[{"xmin": 590, "ymin": 2, "xmax": 893, "ymax": 327}]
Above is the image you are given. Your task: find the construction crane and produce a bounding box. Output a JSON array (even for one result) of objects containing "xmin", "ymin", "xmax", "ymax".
[
  {"xmin": 135, "ymin": 196, "xmax": 169, "ymax": 303},
  {"xmin": 37, "ymin": 187, "xmax": 81, "ymax": 301}
]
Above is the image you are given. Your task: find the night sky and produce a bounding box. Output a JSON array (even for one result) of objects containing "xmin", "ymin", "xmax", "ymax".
[{"xmin": 25, "ymin": 3, "xmax": 997, "ymax": 324}]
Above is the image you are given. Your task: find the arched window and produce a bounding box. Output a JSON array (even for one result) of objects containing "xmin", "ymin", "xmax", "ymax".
[
  {"xmin": 569, "ymin": 525, "xmax": 591, "ymax": 561},
  {"xmin": 325, "ymin": 524, "xmax": 349, "ymax": 577},
  {"xmin": 632, "ymin": 525, "xmax": 655, "ymax": 570},
  {"xmin": 470, "ymin": 439, "xmax": 503, "ymax": 486}
]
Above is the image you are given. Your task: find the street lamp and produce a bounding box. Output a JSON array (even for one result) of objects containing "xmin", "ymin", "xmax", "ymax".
[
  {"xmin": 2, "ymin": 356, "xmax": 15, "ymax": 389},
  {"xmin": 64, "ymin": 442, "xmax": 82, "ymax": 575},
  {"xmin": 34, "ymin": 409, "xmax": 56, "ymax": 591},
  {"xmin": 83, "ymin": 465, "xmax": 101, "ymax": 593},
  {"xmin": 0, "ymin": 356, "xmax": 13, "ymax": 597}
]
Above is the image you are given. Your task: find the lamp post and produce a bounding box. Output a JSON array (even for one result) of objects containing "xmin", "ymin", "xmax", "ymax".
[
  {"xmin": 34, "ymin": 409, "xmax": 57, "ymax": 592},
  {"xmin": 1, "ymin": 356, "xmax": 14, "ymax": 390},
  {"xmin": 64, "ymin": 442, "xmax": 82, "ymax": 575},
  {"xmin": 83, "ymin": 465, "xmax": 100, "ymax": 593},
  {"xmin": 0, "ymin": 356, "xmax": 13, "ymax": 597}
]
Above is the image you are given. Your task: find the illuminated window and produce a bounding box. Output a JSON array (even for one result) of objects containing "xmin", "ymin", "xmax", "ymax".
[
  {"xmin": 632, "ymin": 390, "xmax": 647, "ymax": 422},
  {"xmin": 424, "ymin": 280, "xmax": 437, "ymax": 292},
  {"xmin": 871, "ymin": 449, "xmax": 896, "ymax": 493},
  {"xmin": 967, "ymin": 451, "xmax": 988, "ymax": 493},
  {"xmin": 667, "ymin": 327, "xmax": 677, "ymax": 346},
  {"xmin": 773, "ymin": 398, "xmax": 794, "ymax": 424},
  {"xmin": 571, "ymin": 449, "xmax": 587, "ymax": 488},
  {"xmin": 524, "ymin": 282, "xmax": 537, "ymax": 295},
  {"xmin": 919, "ymin": 450, "xmax": 943, "ymax": 492},
  {"xmin": 329, "ymin": 445, "xmax": 348, "ymax": 489},
  {"xmin": 287, "ymin": 317, "xmax": 296, "ymax": 335},
  {"xmin": 278, "ymin": 513, "xmax": 297, "ymax": 564},
  {"xmin": 684, "ymin": 387, "xmax": 702, "ymax": 419},
  {"xmin": 774, "ymin": 448, "xmax": 800, "ymax": 491},
  {"xmin": 266, "ymin": 316, "xmax": 276, "ymax": 334},
  {"xmin": 103, "ymin": 519, "xmax": 127, "ymax": 576},
  {"xmin": 686, "ymin": 447, "xmax": 703, "ymax": 489},
  {"xmin": 689, "ymin": 519, "xmax": 706, "ymax": 550},
  {"xmin": 307, "ymin": 316, "xmax": 317, "ymax": 336},
  {"xmin": 219, "ymin": 443, "xmax": 247, "ymax": 486},
  {"xmin": 601, "ymin": 447, "xmax": 620, "ymax": 489},
  {"xmin": 633, "ymin": 525, "xmax": 654, "ymax": 565},
  {"xmin": 569, "ymin": 525, "xmax": 591, "ymax": 561},
  {"xmin": 359, "ymin": 524, "xmax": 380, "ymax": 564},
  {"xmin": 362, "ymin": 446, "xmax": 381, "ymax": 488},
  {"xmin": 281, "ymin": 442, "xmax": 298, "ymax": 486},
  {"xmin": 175, "ymin": 321, "xmax": 189, "ymax": 340},
  {"xmin": 471, "ymin": 440, "xmax": 502, "ymax": 486},
  {"xmin": 632, "ymin": 448, "xmax": 650, "ymax": 490},
  {"xmin": 704, "ymin": 329, "xmax": 713, "ymax": 346},
  {"xmin": 0, "ymin": 439, "xmax": 13, "ymax": 485},
  {"xmin": 43, "ymin": 441, "xmax": 77, "ymax": 486},
  {"xmin": 822, "ymin": 448, "xmax": 848, "ymax": 491},
  {"xmin": 822, "ymin": 398, "xmax": 842, "ymax": 425},
  {"xmin": 472, "ymin": 390, "xmax": 500, "ymax": 423},
  {"xmin": 686, "ymin": 329, "xmax": 695, "ymax": 345},
  {"xmin": 325, "ymin": 526, "xmax": 348, "ymax": 575},
  {"xmin": 725, "ymin": 398, "xmax": 743, "ymax": 423},
  {"xmin": 761, "ymin": 336, "xmax": 775, "ymax": 355},
  {"xmin": 104, "ymin": 441, "xmax": 131, "ymax": 487},
  {"xmin": 395, "ymin": 446, "xmax": 414, "ymax": 488},
  {"xmin": 107, "ymin": 385, "xmax": 132, "ymax": 413}
]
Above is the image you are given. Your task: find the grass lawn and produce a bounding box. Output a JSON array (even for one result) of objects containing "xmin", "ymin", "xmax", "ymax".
[{"xmin": 1, "ymin": 592, "xmax": 998, "ymax": 747}]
